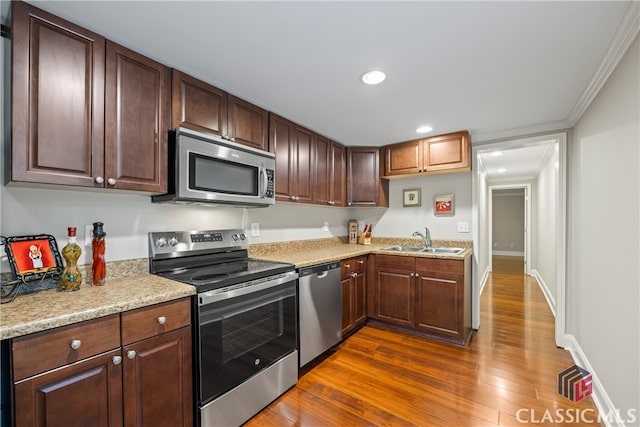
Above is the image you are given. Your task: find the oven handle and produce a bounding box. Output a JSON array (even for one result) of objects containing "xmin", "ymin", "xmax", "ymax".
[{"xmin": 198, "ymin": 270, "xmax": 298, "ymax": 306}]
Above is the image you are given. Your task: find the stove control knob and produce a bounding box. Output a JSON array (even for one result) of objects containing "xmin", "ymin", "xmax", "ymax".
[
  {"xmin": 168, "ymin": 237, "xmax": 179, "ymax": 247},
  {"xmin": 239, "ymin": 233, "xmax": 247, "ymax": 241},
  {"xmin": 156, "ymin": 237, "xmax": 168, "ymax": 248},
  {"xmin": 231, "ymin": 233, "xmax": 239, "ymax": 241}
]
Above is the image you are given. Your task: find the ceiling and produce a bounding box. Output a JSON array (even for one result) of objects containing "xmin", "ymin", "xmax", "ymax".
[
  {"xmin": 5, "ymin": 1, "xmax": 634, "ymax": 146},
  {"xmin": 478, "ymin": 143, "xmax": 555, "ymax": 181}
]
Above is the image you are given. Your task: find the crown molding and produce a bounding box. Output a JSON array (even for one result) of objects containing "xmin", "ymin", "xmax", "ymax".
[{"xmin": 566, "ymin": 1, "xmax": 640, "ymax": 126}]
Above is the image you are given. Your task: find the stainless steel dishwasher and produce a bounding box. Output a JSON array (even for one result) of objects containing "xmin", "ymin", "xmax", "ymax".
[{"xmin": 298, "ymin": 261, "xmax": 342, "ymax": 367}]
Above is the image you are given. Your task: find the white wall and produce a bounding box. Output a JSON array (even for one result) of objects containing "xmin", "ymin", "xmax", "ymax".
[
  {"xmin": 535, "ymin": 147, "xmax": 557, "ymax": 305},
  {"xmin": 374, "ymin": 173, "xmax": 473, "ymax": 240},
  {"xmin": 569, "ymin": 35, "xmax": 639, "ymax": 418}
]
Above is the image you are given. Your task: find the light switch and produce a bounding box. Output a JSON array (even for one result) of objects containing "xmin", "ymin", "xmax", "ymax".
[
  {"xmin": 84, "ymin": 225, "xmax": 93, "ymax": 247},
  {"xmin": 323, "ymin": 222, "xmax": 329, "ymax": 232},
  {"xmin": 251, "ymin": 223, "xmax": 260, "ymax": 237},
  {"xmin": 457, "ymin": 222, "xmax": 470, "ymax": 233}
]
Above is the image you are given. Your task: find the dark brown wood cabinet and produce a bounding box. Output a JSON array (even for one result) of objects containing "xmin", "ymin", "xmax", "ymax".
[
  {"xmin": 11, "ymin": 1, "xmax": 106, "ymax": 188},
  {"xmin": 11, "ymin": 299, "xmax": 192, "ymax": 427},
  {"xmin": 269, "ymin": 113, "xmax": 313, "ymax": 203},
  {"xmin": 171, "ymin": 70, "xmax": 269, "ymax": 151},
  {"xmin": 313, "ymin": 136, "xmax": 346, "ymax": 207},
  {"xmin": 105, "ymin": 41, "xmax": 169, "ymax": 193},
  {"xmin": 384, "ymin": 130, "xmax": 471, "ymax": 177},
  {"xmin": 370, "ymin": 254, "xmax": 471, "ymax": 345},
  {"xmin": 346, "ymin": 147, "xmax": 389, "ymax": 207},
  {"xmin": 11, "ymin": 2, "xmax": 169, "ymax": 193},
  {"xmin": 341, "ymin": 256, "xmax": 367, "ymax": 336}
]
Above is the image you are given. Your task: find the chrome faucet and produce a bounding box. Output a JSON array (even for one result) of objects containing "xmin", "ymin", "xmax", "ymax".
[{"xmin": 412, "ymin": 227, "xmax": 431, "ymax": 248}]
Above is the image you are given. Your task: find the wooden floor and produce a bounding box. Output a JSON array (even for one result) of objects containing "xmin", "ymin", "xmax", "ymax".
[{"xmin": 245, "ymin": 256, "xmax": 601, "ymax": 426}]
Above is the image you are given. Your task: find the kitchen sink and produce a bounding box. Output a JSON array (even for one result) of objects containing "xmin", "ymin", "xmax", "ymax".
[
  {"xmin": 382, "ymin": 245, "xmax": 426, "ymax": 252},
  {"xmin": 382, "ymin": 245, "xmax": 465, "ymax": 255}
]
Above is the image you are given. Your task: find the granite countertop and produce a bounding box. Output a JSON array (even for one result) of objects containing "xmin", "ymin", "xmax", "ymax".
[
  {"xmin": 0, "ymin": 273, "xmax": 195, "ymax": 340},
  {"xmin": 250, "ymin": 237, "xmax": 472, "ymax": 268}
]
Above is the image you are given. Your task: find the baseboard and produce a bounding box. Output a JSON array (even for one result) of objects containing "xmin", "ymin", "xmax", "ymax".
[
  {"xmin": 492, "ymin": 250, "xmax": 525, "ymax": 256},
  {"xmin": 564, "ymin": 335, "xmax": 627, "ymax": 427},
  {"xmin": 531, "ymin": 269, "xmax": 556, "ymax": 317}
]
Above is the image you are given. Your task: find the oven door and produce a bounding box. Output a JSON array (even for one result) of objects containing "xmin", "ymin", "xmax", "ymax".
[{"xmin": 197, "ymin": 276, "xmax": 297, "ymax": 405}]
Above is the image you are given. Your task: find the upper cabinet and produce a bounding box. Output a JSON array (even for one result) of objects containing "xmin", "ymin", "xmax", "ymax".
[
  {"xmin": 347, "ymin": 147, "xmax": 389, "ymax": 207},
  {"xmin": 105, "ymin": 41, "xmax": 169, "ymax": 193},
  {"xmin": 11, "ymin": 2, "xmax": 168, "ymax": 193},
  {"xmin": 171, "ymin": 70, "xmax": 269, "ymax": 151},
  {"xmin": 384, "ymin": 130, "xmax": 471, "ymax": 177},
  {"xmin": 313, "ymin": 136, "xmax": 346, "ymax": 207}
]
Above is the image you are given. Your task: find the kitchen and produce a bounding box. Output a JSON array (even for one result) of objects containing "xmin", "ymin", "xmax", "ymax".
[{"xmin": 1, "ymin": 1, "xmax": 639, "ymax": 426}]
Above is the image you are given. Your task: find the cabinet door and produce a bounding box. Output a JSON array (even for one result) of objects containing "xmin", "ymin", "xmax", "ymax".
[
  {"xmin": 269, "ymin": 114, "xmax": 295, "ymax": 202},
  {"xmin": 312, "ymin": 135, "xmax": 331, "ymax": 206},
  {"xmin": 341, "ymin": 275, "xmax": 354, "ymax": 336},
  {"xmin": 415, "ymin": 272, "xmax": 462, "ymax": 338},
  {"xmin": 353, "ymin": 271, "xmax": 367, "ymax": 326},
  {"xmin": 105, "ymin": 41, "xmax": 169, "ymax": 193},
  {"xmin": 293, "ymin": 126, "xmax": 314, "ymax": 204},
  {"xmin": 384, "ymin": 140, "xmax": 423, "ymax": 176},
  {"xmin": 330, "ymin": 142, "xmax": 347, "ymax": 207},
  {"xmin": 123, "ymin": 327, "xmax": 192, "ymax": 427},
  {"xmin": 227, "ymin": 95, "xmax": 269, "ymax": 151},
  {"xmin": 14, "ymin": 349, "xmax": 123, "ymax": 427},
  {"xmin": 422, "ymin": 131, "xmax": 470, "ymax": 172},
  {"xmin": 171, "ymin": 69, "xmax": 227, "ymax": 137},
  {"xmin": 11, "ymin": 2, "xmax": 105, "ymax": 187},
  {"xmin": 347, "ymin": 147, "xmax": 381, "ymax": 207},
  {"xmin": 373, "ymin": 267, "xmax": 413, "ymax": 327}
]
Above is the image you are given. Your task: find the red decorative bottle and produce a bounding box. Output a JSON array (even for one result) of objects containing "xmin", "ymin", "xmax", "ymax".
[{"xmin": 91, "ymin": 222, "xmax": 106, "ymax": 286}]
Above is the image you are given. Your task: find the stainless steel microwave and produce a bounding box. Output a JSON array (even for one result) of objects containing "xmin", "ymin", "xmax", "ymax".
[{"xmin": 152, "ymin": 128, "xmax": 275, "ymax": 207}]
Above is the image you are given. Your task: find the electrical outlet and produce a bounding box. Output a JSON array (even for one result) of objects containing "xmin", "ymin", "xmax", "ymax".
[
  {"xmin": 250, "ymin": 223, "xmax": 260, "ymax": 237},
  {"xmin": 457, "ymin": 222, "xmax": 470, "ymax": 233},
  {"xmin": 84, "ymin": 224, "xmax": 93, "ymax": 247},
  {"xmin": 323, "ymin": 221, "xmax": 329, "ymax": 232}
]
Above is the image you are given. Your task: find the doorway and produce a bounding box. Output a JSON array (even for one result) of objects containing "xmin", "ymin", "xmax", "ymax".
[
  {"xmin": 471, "ymin": 132, "xmax": 568, "ymax": 348},
  {"xmin": 489, "ymin": 185, "xmax": 530, "ymax": 275}
]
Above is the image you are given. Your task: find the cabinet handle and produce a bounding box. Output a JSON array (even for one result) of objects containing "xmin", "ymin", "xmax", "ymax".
[
  {"xmin": 95, "ymin": 176, "xmax": 104, "ymax": 184},
  {"xmin": 112, "ymin": 356, "xmax": 122, "ymax": 365},
  {"xmin": 70, "ymin": 339, "xmax": 81, "ymax": 350},
  {"xmin": 107, "ymin": 178, "xmax": 116, "ymax": 186},
  {"xmin": 157, "ymin": 316, "xmax": 166, "ymax": 325},
  {"xmin": 127, "ymin": 350, "xmax": 136, "ymax": 359}
]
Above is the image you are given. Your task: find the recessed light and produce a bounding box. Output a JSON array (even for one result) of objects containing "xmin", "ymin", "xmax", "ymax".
[
  {"xmin": 416, "ymin": 126, "xmax": 433, "ymax": 134},
  {"xmin": 361, "ymin": 70, "xmax": 386, "ymax": 85},
  {"xmin": 490, "ymin": 151, "xmax": 503, "ymax": 157},
  {"xmin": 497, "ymin": 168, "xmax": 507, "ymax": 173}
]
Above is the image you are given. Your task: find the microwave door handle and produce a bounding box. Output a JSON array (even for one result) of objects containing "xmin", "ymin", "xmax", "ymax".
[{"xmin": 260, "ymin": 167, "xmax": 268, "ymax": 198}]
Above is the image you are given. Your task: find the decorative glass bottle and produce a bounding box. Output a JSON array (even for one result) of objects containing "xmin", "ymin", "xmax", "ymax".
[
  {"xmin": 60, "ymin": 227, "xmax": 82, "ymax": 291},
  {"xmin": 91, "ymin": 222, "xmax": 106, "ymax": 286}
]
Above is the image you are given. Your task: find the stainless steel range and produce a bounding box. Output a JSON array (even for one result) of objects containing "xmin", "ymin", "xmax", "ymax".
[{"xmin": 149, "ymin": 229, "xmax": 298, "ymax": 427}]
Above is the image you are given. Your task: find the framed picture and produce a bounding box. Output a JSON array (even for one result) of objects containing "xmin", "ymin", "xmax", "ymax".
[
  {"xmin": 403, "ymin": 189, "xmax": 421, "ymax": 207},
  {"xmin": 434, "ymin": 194, "xmax": 455, "ymax": 216},
  {"xmin": 3, "ymin": 234, "xmax": 63, "ymax": 281}
]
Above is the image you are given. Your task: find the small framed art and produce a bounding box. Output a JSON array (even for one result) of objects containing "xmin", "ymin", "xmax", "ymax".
[
  {"xmin": 3, "ymin": 234, "xmax": 63, "ymax": 281},
  {"xmin": 434, "ymin": 194, "xmax": 455, "ymax": 216},
  {"xmin": 403, "ymin": 189, "xmax": 421, "ymax": 207}
]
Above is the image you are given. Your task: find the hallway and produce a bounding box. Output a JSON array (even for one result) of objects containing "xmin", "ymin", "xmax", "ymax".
[{"xmin": 245, "ymin": 256, "xmax": 601, "ymax": 426}]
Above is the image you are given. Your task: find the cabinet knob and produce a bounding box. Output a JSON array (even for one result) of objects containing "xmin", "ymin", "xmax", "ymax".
[
  {"xmin": 157, "ymin": 316, "xmax": 167, "ymax": 325},
  {"xmin": 127, "ymin": 350, "xmax": 136, "ymax": 359},
  {"xmin": 351, "ymin": 272, "xmax": 358, "ymax": 278},
  {"xmin": 328, "ymin": 200, "xmax": 335, "ymax": 206},
  {"xmin": 112, "ymin": 356, "xmax": 122, "ymax": 365},
  {"xmin": 347, "ymin": 202, "xmax": 352, "ymax": 206},
  {"xmin": 345, "ymin": 264, "xmax": 351, "ymax": 269},
  {"xmin": 70, "ymin": 339, "xmax": 81, "ymax": 350},
  {"xmin": 95, "ymin": 176, "xmax": 104, "ymax": 184},
  {"xmin": 107, "ymin": 178, "xmax": 116, "ymax": 186},
  {"xmin": 358, "ymin": 260, "xmax": 365, "ymax": 265}
]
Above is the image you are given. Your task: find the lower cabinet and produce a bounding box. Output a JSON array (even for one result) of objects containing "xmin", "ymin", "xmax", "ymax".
[
  {"xmin": 11, "ymin": 298, "xmax": 192, "ymax": 427},
  {"xmin": 341, "ymin": 256, "xmax": 367, "ymax": 337},
  {"xmin": 371, "ymin": 254, "xmax": 471, "ymax": 345}
]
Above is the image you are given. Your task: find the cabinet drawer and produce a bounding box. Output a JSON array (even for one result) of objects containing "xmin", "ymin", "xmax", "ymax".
[
  {"xmin": 416, "ymin": 257, "xmax": 464, "ymax": 275},
  {"xmin": 341, "ymin": 256, "xmax": 366, "ymax": 276},
  {"xmin": 12, "ymin": 314, "xmax": 120, "ymax": 381},
  {"xmin": 121, "ymin": 298, "xmax": 191, "ymax": 345}
]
